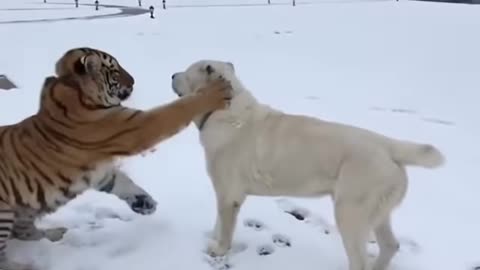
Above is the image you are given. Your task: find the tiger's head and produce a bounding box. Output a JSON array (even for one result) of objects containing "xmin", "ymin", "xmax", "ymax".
[{"xmin": 55, "ymin": 47, "xmax": 135, "ymax": 107}]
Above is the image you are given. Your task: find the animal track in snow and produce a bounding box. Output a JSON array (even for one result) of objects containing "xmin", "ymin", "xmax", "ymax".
[
  {"xmin": 243, "ymin": 218, "xmax": 266, "ymax": 231},
  {"xmin": 242, "ymin": 217, "xmax": 292, "ymax": 257},
  {"xmin": 273, "ymin": 30, "xmax": 293, "ymax": 35},
  {"xmin": 256, "ymin": 244, "xmax": 275, "ymax": 256},
  {"xmin": 203, "ymin": 239, "xmax": 248, "ymax": 269},
  {"xmin": 370, "ymin": 106, "xmax": 417, "ymax": 115},
  {"xmin": 276, "ymin": 198, "xmax": 311, "ymax": 221},
  {"xmin": 272, "ymin": 233, "xmax": 291, "ymax": 248},
  {"xmin": 397, "ymin": 237, "xmax": 421, "ymax": 254},
  {"xmin": 275, "ymin": 198, "xmax": 334, "ymax": 235},
  {"xmin": 370, "ymin": 106, "xmax": 455, "ymax": 126},
  {"xmin": 204, "ymin": 254, "xmax": 231, "ymax": 270},
  {"xmin": 422, "ymin": 117, "xmax": 455, "ymax": 126}
]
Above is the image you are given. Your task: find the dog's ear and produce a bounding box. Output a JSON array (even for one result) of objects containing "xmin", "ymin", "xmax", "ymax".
[{"xmin": 227, "ymin": 62, "xmax": 235, "ymax": 72}]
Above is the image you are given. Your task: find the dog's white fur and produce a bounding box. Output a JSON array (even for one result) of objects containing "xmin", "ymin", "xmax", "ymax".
[{"xmin": 171, "ymin": 60, "xmax": 445, "ymax": 270}]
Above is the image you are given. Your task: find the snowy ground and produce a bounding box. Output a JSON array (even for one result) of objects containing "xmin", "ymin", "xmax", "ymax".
[{"xmin": 1, "ymin": 0, "xmax": 480, "ymax": 269}]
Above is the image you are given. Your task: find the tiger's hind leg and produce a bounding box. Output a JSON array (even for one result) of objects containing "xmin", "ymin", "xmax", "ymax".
[
  {"xmin": 12, "ymin": 209, "xmax": 66, "ymax": 242},
  {"xmin": 96, "ymin": 169, "xmax": 157, "ymax": 215},
  {"xmin": 0, "ymin": 202, "xmax": 32, "ymax": 270}
]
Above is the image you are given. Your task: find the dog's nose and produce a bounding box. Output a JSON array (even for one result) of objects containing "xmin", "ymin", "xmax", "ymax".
[{"xmin": 171, "ymin": 73, "xmax": 177, "ymax": 80}]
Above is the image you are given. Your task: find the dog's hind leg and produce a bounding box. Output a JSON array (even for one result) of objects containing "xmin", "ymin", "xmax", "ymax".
[
  {"xmin": 371, "ymin": 166, "xmax": 407, "ymax": 270},
  {"xmin": 334, "ymin": 157, "xmax": 388, "ymax": 270},
  {"xmin": 372, "ymin": 216, "xmax": 399, "ymax": 270},
  {"xmin": 334, "ymin": 199, "xmax": 370, "ymax": 270}
]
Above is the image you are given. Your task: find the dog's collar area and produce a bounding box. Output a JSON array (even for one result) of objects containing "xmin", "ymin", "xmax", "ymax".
[{"xmin": 197, "ymin": 111, "xmax": 214, "ymax": 130}]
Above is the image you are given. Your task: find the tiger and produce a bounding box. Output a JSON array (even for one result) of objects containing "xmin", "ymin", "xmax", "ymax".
[{"xmin": 0, "ymin": 47, "xmax": 232, "ymax": 270}]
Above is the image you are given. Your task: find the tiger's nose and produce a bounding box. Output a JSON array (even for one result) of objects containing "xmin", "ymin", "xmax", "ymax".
[
  {"xmin": 120, "ymin": 68, "xmax": 135, "ymax": 87},
  {"xmin": 127, "ymin": 75, "xmax": 135, "ymax": 87},
  {"xmin": 118, "ymin": 91, "xmax": 130, "ymax": 100}
]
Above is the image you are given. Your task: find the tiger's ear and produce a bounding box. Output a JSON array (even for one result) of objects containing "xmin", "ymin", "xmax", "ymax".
[{"xmin": 80, "ymin": 54, "xmax": 102, "ymax": 75}]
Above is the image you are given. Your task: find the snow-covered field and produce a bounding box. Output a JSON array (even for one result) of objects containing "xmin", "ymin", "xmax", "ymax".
[{"xmin": 1, "ymin": 0, "xmax": 479, "ymax": 269}]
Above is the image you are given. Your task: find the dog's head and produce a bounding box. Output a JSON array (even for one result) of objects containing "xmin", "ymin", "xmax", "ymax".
[{"xmin": 171, "ymin": 60, "xmax": 235, "ymax": 97}]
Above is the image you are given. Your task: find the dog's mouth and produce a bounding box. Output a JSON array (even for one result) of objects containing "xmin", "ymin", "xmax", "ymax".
[
  {"xmin": 171, "ymin": 80, "xmax": 184, "ymax": 97},
  {"xmin": 172, "ymin": 87, "xmax": 183, "ymax": 97}
]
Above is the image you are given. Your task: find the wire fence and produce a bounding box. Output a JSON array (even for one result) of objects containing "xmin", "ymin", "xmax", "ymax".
[
  {"xmin": 155, "ymin": 0, "xmax": 391, "ymax": 8},
  {"xmin": 115, "ymin": 0, "xmax": 392, "ymax": 10}
]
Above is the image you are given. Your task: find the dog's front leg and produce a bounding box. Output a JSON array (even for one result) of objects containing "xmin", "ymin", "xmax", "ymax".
[
  {"xmin": 211, "ymin": 215, "xmax": 221, "ymax": 241},
  {"xmin": 207, "ymin": 194, "xmax": 245, "ymax": 257}
]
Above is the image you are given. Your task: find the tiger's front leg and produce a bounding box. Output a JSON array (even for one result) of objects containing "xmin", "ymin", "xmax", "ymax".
[
  {"xmin": 96, "ymin": 169, "xmax": 157, "ymax": 215},
  {"xmin": 12, "ymin": 208, "xmax": 66, "ymax": 242},
  {"xmin": 0, "ymin": 202, "xmax": 33, "ymax": 270}
]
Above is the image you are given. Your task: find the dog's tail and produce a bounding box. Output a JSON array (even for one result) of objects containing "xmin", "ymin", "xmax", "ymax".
[{"xmin": 389, "ymin": 140, "xmax": 445, "ymax": 168}]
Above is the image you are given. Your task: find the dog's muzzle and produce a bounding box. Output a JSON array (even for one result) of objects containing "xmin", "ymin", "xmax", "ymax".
[
  {"xmin": 172, "ymin": 86, "xmax": 182, "ymax": 97},
  {"xmin": 171, "ymin": 73, "xmax": 183, "ymax": 97}
]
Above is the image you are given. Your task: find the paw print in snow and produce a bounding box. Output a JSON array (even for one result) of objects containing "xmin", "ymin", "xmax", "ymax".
[
  {"xmin": 398, "ymin": 237, "xmax": 421, "ymax": 254},
  {"xmin": 272, "ymin": 234, "xmax": 291, "ymax": 248},
  {"xmin": 286, "ymin": 209, "xmax": 309, "ymax": 221},
  {"xmin": 276, "ymin": 198, "xmax": 335, "ymax": 235},
  {"xmin": 275, "ymin": 198, "xmax": 310, "ymax": 221},
  {"xmin": 243, "ymin": 218, "xmax": 266, "ymax": 231},
  {"xmin": 204, "ymin": 254, "xmax": 231, "ymax": 270},
  {"xmin": 256, "ymin": 244, "xmax": 275, "ymax": 256}
]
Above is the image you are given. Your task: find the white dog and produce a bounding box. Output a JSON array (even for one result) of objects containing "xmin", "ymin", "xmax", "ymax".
[{"xmin": 171, "ymin": 60, "xmax": 445, "ymax": 270}]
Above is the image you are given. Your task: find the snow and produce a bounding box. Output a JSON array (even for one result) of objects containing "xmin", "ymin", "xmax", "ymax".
[{"xmin": 1, "ymin": 0, "xmax": 480, "ymax": 269}]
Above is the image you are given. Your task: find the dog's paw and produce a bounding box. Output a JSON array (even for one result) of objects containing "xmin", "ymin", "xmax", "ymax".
[
  {"xmin": 203, "ymin": 254, "xmax": 231, "ymax": 270},
  {"xmin": 206, "ymin": 240, "xmax": 229, "ymax": 257},
  {"xmin": 124, "ymin": 194, "xmax": 157, "ymax": 215}
]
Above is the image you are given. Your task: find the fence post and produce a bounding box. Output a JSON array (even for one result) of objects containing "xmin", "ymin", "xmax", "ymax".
[
  {"xmin": 75, "ymin": 0, "xmax": 78, "ymax": 8},
  {"xmin": 162, "ymin": 0, "xmax": 166, "ymax": 9},
  {"xmin": 138, "ymin": 0, "xmax": 142, "ymax": 7},
  {"xmin": 95, "ymin": 0, "xmax": 99, "ymax": 10},
  {"xmin": 292, "ymin": 0, "xmax": 296, "ymax": 6},
  {"xmin": 149, "ymin": 6, "xmax": 155, "ymax": 18},
  {"xmin": 268, "ymin": 0, "xmax": 270, "ymax": 4}
]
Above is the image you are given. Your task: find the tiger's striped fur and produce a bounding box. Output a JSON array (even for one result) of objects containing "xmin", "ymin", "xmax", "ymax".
[{"xmin": 0, "ymin": 47, "xmax": 231, "ymax": 270}]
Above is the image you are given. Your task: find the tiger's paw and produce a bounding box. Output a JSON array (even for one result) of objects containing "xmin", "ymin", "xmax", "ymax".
[
  {"xmin": 43, "ymin": 227, "xmax": 67, "ymax": 242},
  {"xmin": 124, "ymin": 194, "xmax": 157, "ymax": 215}
]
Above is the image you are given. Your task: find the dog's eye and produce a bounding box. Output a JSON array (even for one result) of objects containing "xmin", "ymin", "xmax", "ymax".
[{"xmin": 205, "ymin": 65, "xmax": 214, "ymax": 75}]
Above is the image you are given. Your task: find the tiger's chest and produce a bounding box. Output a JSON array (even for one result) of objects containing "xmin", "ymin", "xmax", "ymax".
[{"xmin": 28, "ymin": 163, "xmax": 115, "ymax": 214}]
